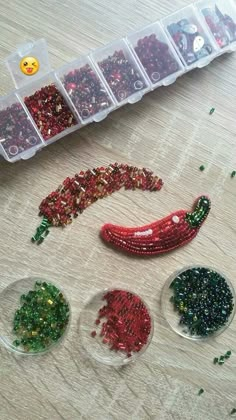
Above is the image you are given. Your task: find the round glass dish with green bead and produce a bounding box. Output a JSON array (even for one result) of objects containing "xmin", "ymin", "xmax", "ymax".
[
  {"xmin": 0, "ymin": 277, "xmax": 70, "ymax": 354},
  {"xmin": 161, "ymin": 266, "xmax": 235, "ymax": 340}
]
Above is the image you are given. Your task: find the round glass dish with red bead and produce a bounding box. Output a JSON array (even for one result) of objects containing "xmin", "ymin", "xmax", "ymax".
[{"xmin": 79, "ymin": 288, "xmax": 154, "ymax": 366}]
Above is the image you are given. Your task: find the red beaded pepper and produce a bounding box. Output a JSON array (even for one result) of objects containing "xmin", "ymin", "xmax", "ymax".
[{"xmin": 101, "ymin": 196, "xmax": 211, "ymax": 256}]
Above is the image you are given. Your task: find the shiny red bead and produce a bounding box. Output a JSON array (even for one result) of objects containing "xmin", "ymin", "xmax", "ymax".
[
  {"xmin": 63, "ymin": 64, "xmax": 112, "ymax": 120},
  {"xmin": 98, "ymin": 50, "xmax": 147, "ymax": 102},
  {"xmin": 134, "ymin": 33, "xmax": 179, "ymax": 83},
  {"xmin": 0, "ymin": 103, "xmax": 41, "ymax": 158},
  {"xmin": 91, "ymin": 290, "xmax": 152, "ymax": 356},
  {"xmin": 24, "ymin": 84, "xmax": 77, "ymax": 140},
  {"xmin": 38, "ymin": 163, "xmax": 163, "ymax": 228}
]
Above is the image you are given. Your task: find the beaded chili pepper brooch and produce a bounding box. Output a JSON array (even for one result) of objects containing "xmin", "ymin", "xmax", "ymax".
[
  {"xmin": 32, "ymin": 163, "xmax": 163, "ymax": 244},
  {"xmin": 101, "ymin": 196, "xmax": 211, "ymax": 256}
]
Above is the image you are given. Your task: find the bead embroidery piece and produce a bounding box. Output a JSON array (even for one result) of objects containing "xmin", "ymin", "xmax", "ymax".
[
  {"xmin": 32, "ymin": 163, "xmax": 163, "ymax": 244},
  {"xmin": 101, "ymin": 196, "xmax": 211, "ymax": 256}
]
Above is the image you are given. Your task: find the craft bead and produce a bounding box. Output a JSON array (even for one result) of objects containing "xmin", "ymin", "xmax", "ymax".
[
  {"xmin": 97, "ymin": 50, "xmax": 147, "ymax": 102},
  {"xmin": 63, "ymin": 64, "xmax": 112, "ymax": 120},
  {"xmin": 0, "ymin": 103, "xmax": 41, "ymax": 159},
  {"xmin": 32, "ymin": 163, "xmax": 163, "ymax": 244},
  {"xmin": 134, "ymin": 33, "xmax": 180, "ymax": 83},
  {"xmin": 91, "ymin": 290, "xmax": 152, "ymax": 356},
  {"xmin": 169, "ymin": 267, "xmax": 234, "ymax": 337},
  {"xmin": 167, "ymin": 17, "xmax": 213, "ymax": 65},
  {"xmin": 24, "ymin": 84, "xmax": 77, "ymax": 140},
  {"xmin": 12, "ymin": 281, "xmax": 70, "ymax": 352}
]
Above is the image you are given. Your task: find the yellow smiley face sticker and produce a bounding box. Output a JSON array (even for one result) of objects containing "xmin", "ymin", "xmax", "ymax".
[{"xmin": 20, "ymin": 56, "xmax": 39, "ymax": 76}]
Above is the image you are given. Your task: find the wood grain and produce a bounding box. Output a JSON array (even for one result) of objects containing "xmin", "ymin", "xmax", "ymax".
[{"xmin": 0, "ymin": 0, "xmax": 236, "ymax": 419}]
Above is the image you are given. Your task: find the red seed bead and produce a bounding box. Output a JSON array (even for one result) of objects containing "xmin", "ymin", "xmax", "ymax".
[
  {"xmin": 24, "ymin": 84, "xmax": 77, "ymax": 141},
  {"xmin": 98, "ymin": 50, "xmax": 147, "ymax": 102},
  {"xmin": 38, "ymin": 164, "xmax": 163, "ymax": 228},
  {"xmin": 63, "ymin": 64, "xmax": 112, "ymax": 120},
  {"xmin": 0, "ymin": 102, "xmax": 41, "ymax": 159},
  {"xmin": 134, "ymin": 33, "xmax": 179, "ymax": 83},
  {"xmin": 90, "ymin": 290, "xmax": 152, "ymax": 356}
]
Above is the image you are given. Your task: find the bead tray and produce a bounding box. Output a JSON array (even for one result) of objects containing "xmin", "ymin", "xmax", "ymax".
[{"xmin": 1, "ymin": 0, "xmax": 236, "ymax": 163}]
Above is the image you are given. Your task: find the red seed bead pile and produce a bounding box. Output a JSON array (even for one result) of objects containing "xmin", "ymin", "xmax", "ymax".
[
  {"xmin": 98, "ymin": 50, "xmax": 147, "ymax": 102},
  {"xmin": 24, "ymin": 84, "xmax": 77, "ymax": 140},
  {"xmin": 91, "ymin": 290, "xmax": 152, "ymax": 355},
  {"xmin": 39, "ymin": 163, "xmax": 163, "ymax": 227},
  {"xmin": 134, "ymin": 34, "xmax": 180, "ymax": 83},
  {"xmin": 0, "ymin": 103, "xmax": 41, "ymax": 159},
  {"xmin": 63, "ymin": 64, "xmax": 112, "ymax": 120}
]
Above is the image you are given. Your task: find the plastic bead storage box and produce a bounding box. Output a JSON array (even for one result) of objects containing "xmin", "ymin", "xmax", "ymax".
[{"xmin": 1, "ymin": 0, "xmax": 236, "ymax": 163}]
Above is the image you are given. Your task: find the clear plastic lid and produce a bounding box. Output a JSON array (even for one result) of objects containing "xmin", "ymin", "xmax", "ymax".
[
  {"xmin": 127, "ymin": 22, "xmax": 184, "ymax": 87},
  {"xmin": 161, "ymin": 5, "xmax": 219, "ymax": 69},
  {"xmin": 91, "ymin": 39, "xmax": 150, "ymax": 105},
  {"xmin": 18, "ymin": 72, "xmax": 80, "ymax": 144},
  {"xmin": 55, "ymin": 56, "xmax": 116, "ymax": 123},
  {"xmin": 5, "ymin": 39, "xmax": 52, "ymax": 89},
  {"xmin": 196, "ymin": 0, "xmax": 236, "ymax": 51},
  {"xmin": 0, "ymin": 92, "xmax": 43, "ymax": 162}
]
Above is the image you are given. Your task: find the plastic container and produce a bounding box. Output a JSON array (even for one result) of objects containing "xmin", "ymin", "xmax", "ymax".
[
  {"xmin": 1, "ymin": 0, "xmax": 236, "ymax": 163},
  {"xmin": 55, "ymin": 56, "xmax": 116, "ymax": 123},
  {"xmin": 79, "ymin": 288, "xmax": 154, "ymax": 366},
  {"xmin": 161, "ymin": 266, "xmax": 235, "ymax": 340},
  {"xmin": 195, "ymin": 0, "xmax": 236, "ymax": 52},
  {"xmin": 0, "ymin": 92, "xmax": 43, "ymax": 162},
  {"xmin": 0, "ymin": 277, "xmax": 71, "ymax": 355},
  {"xmin": 126, "ymin": 22, "xmax": 184, "ymax": 88},
  {"xmin": 18, "ymin": 72, "xmax": 80, "ymax": 145},
  {"xmin": 90, "ymin": 39, "xmax": 150, "ymax": 105},
  {"xmin": 161, "ymin": 5, "xmax": 219, "ymax": 69}
]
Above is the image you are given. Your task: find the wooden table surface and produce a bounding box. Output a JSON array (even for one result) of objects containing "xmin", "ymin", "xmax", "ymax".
[{"xmin": 0, "ymin": 0, "xmax": 236, "ymax": 419}]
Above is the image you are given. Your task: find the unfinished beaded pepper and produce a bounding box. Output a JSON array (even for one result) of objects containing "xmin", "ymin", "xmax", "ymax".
[{"xmin": 32, "ymin": 163, "xmax": 163, "ymax": 244}]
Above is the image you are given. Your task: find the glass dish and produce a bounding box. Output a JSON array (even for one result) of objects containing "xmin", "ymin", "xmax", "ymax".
[
  {"xmin": 0, "ymin": 277, "xmax": 71, "ymax": 355},
  {"xmin": 161, "ymin": 265, "xmax": 235, "ymax": 340},
  {"xmin": 79, "ymin": 288, "xmax": 154, "ymax": 366}
]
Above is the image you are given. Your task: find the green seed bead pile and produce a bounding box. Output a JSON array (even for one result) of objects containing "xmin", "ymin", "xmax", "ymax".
[
  {"xmin": 170, "ymin": 267, "xmax": 234, "ymax": 337},
  {"xmin": 213, "ymin": 351, "xmax": 232, "ymax": 365},
  {"xmin": 12, "ymin": 281, "xmax": 70, "ymax": 352}
]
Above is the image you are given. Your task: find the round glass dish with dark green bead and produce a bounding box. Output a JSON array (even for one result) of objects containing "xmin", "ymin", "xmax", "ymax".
[
  {"xmin": 161, "ymin": 266, "xmax": 235, "ymax": 340},
  {"xmin": 0, "ymin": 277, "xmax": 70, "ymax": 354}
]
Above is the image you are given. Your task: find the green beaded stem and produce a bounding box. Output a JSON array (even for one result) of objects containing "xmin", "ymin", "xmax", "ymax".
[
  {"xmin": 31, "ymin": 217, "xmax": 51, "ymax": 244},
  {"xmin": 185, "ymin": 196, "xmax": 211, "ymax": 228}
]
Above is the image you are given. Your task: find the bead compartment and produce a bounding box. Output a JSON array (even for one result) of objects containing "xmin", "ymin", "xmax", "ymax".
[
  {"xmin": 161, "ymin": 266, "xmax": 235, "ymax": 340},
  {"xmin": 0, "ymin": 277, "xmax": 71, "ymax": 355},
  {"xmin": 18, "ymin": 72, "xmax": 80, "ymax": 145},
  {"xmin": 55, "ymin": 56, "xmax": 116, "ymax": 123},
  {"xmin": 79, "ymin": 288, "xmax": 154, "ymax": 366},
  {"xmin": 196, "ymin": 0, "xmax": 236, "ymax": 51},
  {"xmin": 91, "ymin": 39, "xmax": 150, "ymax": 105},
  {"xmin": 0, "ymin": 92, "xmax": 43, "ymax": 162},
  {"xmin": 126, "ymin": 22, "xmax": 184, "ymax": 87},
  {"xmin": 161, "ymin": 5, "xmax": 218, "ymax": 69}
]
